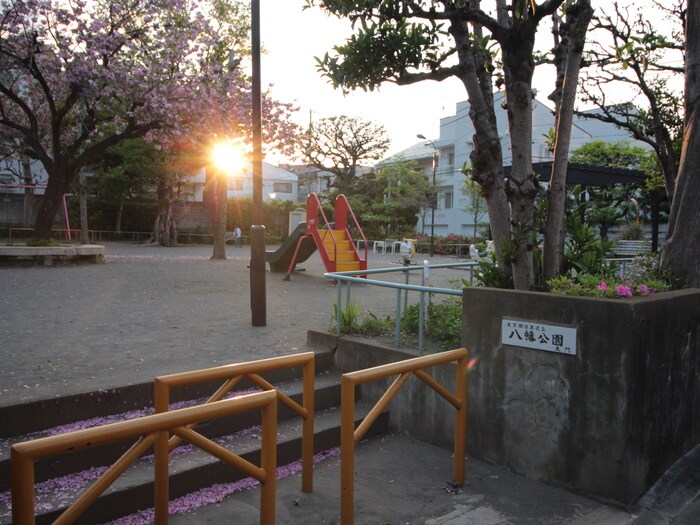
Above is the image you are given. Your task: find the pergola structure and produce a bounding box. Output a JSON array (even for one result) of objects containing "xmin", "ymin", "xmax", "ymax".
[{"xmin": 504, "ymin": 161, "xmax": 662, "ymax": 251}]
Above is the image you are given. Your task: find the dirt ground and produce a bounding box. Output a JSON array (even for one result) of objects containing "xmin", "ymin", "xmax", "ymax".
[{"xmin": 0, "ymin": 241, "xmax": 463, "ymax": 406}]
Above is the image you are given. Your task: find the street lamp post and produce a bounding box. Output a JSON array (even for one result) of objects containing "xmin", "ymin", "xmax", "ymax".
[
  {"xmin": 417, "ymin": 134, "xmax": 438, "ymax": 257},
  {"xmin": 250, "ymin": 0, "xmax": 266, "ymax": 326}
]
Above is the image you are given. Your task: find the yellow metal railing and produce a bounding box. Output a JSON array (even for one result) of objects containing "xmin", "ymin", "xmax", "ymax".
[
  {"xmin": 11, "ymin": 391, "xmax": 278, "ymax": 525},
  {"xmin": 339, "ymin": 347, "xmax": 469, "ymax": 524},
  {"xmin": 153, "ymin": 351, "xmax": 316, "ymax": 513}
]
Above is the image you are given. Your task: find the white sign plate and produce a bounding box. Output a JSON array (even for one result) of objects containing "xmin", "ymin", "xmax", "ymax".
[{"xmin": 501, "ymin": 319, "xmax": 577, "ymax": 356}]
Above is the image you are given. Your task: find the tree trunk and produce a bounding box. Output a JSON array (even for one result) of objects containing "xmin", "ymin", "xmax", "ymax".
[
  {"xmin": 661, "ymin": 0, "xmax": 700, "ymax": 287},
  {"xmin": 151, "ymin": 178, "xmax": 178, "ymax": 247},
  {"xmin": 211, "ymin": 171, "xmax": 227, "ymax": 259},
  {"xmin": 451, "ymin": 14, "xmax": 512, "ymax": 278},
  {"xmin": 152, "ymin": 201, "xmax": 178, "ymax": 247},
  {"xmin": 115, "ymin": 201, "xmax": 124, "ymax": 235},
  {"xmin": 34, "ymin": 174, "xmax": 70, "ymax": 241},
  {"xmin": 21, "ymin": 155, "xmax": 34, "ymax": 227},
  {"xmin": 543, "ymin": 0, "xmax": 593, "ymax": 281},
  {"xmin": 503, "ymin": 54, "xmax": 538, "ymax": 289}
]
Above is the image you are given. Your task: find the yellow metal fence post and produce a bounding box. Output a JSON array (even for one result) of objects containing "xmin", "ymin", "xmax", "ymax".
[
  {"xmin": 154, "ymin": 378, "xmax": 170, "ymax": 524},
  {"xmin": 302, "ymin": 355, "xmax": 315, "ymax": 492},
  {"xmin": 154, "ymin": 352, "xmax": 316, "ymax": 491},
  {"xmin": 340, "ymin": 377, "xmax": 356, "ymax": 525},
  {"xmin": 260, "ymin": 392, "xmax": 278, "ymax": 525},
  {"xmin": 10, "ymin": 448, "xmax": 35, "ymax": 525},
  {"xmin": 154, "ymin": 430, "xmax": 170, "ymax": 524},
  {"xmin": 454, "ymin": 352, "xmax": 468, "ymax": 485},
  {"xmin": 11, "ymin": 393, "xmax": 278, "ymax": 525},
  {"xmin": 338, "ymin": 348, "xmax": 469, "ymax": 524}
]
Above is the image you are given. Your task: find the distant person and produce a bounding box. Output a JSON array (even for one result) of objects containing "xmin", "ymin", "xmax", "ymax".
[{"xmin": 233, "ymin": 226, "xmax": 242, "ymax": 247}]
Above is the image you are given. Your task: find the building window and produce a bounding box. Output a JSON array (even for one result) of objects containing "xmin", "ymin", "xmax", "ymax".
[
  {"xmin": 440, "ymin": 187, "xmax": 454, "ymax": 209},
  {"xmin": 228, "ymin": 178, "xmax": 243, "ymax": 190},
  {"xmin": 448, "ymin": 152, "xmax": 454, "ymax": 166},
  {"xmin": 273, "ymin": 182, "xmax": 293, "ymax": 193}
]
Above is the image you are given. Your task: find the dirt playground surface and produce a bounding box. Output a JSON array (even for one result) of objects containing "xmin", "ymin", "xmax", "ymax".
[{"xmin": 0, "ymin": 241, "xmax": 463, "ymax": 407}]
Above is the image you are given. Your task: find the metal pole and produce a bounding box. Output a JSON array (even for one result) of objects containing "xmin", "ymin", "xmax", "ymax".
[
  {"xmin": 429, "ymin": 150, "xmax": 437, "ymax": 257},
  {"xmin": 250, "ymin": 0, "xmax": 266, "ymax": 326}
]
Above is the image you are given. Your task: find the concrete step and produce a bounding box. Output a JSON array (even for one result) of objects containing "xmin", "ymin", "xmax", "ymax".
[
  {"xmin": 0, "ymin": 350, "xmax": 337, "ymax": 490},
  {"xmin": 0, "ymin": 371, "xmax": 342, "ymax": 492},
  {"xmin": 0, "ymin": 350, "xmax": 335, "ymax": 437},
  {"xmin": 1, "ymin": 403, "xmax": 389, "ymax": 525}
]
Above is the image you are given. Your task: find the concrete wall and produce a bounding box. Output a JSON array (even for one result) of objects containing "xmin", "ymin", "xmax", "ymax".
[
  {"xmin": 462, "ymin": 287, "xmax": 700, "ymax": 506},
  {"xmin": 311, "ymin": 332, "xmax": 465, "ymax": 450},
  {"xmin": 312, "ymin": 287, "xmax": 700, "ymax": 507}
]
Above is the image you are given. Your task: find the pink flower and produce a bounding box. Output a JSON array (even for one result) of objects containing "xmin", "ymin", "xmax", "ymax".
[
  {"xmin": 615, "ymin": 285, "xmax": 633, "ymax": 297},
  {"xmin": 597, "ymin": 282, "xmax": 608, "ymax": 291},
  {"xmin": 639, "ymin": 284, "xmax": 651, "ymax": 295}
]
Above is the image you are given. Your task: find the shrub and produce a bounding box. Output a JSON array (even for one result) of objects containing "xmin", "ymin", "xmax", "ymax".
[
  {"xmin": 330, "ymin": 300, "xmax": 393, "ymax": 336},
  {"xmin": 401, "ymin": 296, "xmax": 462, "ymax": 349},
  {"xmin": 548, "ymin": 255, "xmax": 673, "ymax": 298}
]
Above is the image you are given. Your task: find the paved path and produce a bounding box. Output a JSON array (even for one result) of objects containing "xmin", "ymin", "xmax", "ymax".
[{"xmin": 0, "ymin": 241, "xmax": 464, "ymax": 407}]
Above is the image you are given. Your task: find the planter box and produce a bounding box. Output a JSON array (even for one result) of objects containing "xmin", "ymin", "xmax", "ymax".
[{"xmin": 462, "ymin": 287, "xmax": 700, "ymax": 506}]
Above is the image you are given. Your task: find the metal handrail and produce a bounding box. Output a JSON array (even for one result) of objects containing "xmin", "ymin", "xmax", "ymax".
[
  {"xmin": 339, "ymin": 347, "xmax": 469, "ymax": 524},
  {"xmin": 326, "ymin": 261, "xmax": 477, "ymax": 353},
  {"xmin": 153, "ymin": 352, "xmax": 315, "ymax": 498},
  {"xmin": 11, "ymin": 391, "xmax": 278, "ymax": 525}
]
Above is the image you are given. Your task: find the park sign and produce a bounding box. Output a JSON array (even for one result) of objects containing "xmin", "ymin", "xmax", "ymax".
[{"xmin": 501, "ymin": 319, "xmax": 577, "ymax": 356}]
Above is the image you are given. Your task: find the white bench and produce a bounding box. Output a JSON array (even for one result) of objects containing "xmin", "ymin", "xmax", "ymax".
[
  {"xmin": 614, "ymin": 240, "xmax": 651, "ymax": 257},
  {"xmin": 373, "ymin": 240, "xmax": 401, "ymax": 254}
]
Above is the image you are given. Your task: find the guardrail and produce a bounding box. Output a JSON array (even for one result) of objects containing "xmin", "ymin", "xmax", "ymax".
[
  {"xmin": 339, "ymin": 348, "xmax": 469, "ymax": 524},
  {"xmin": 11, "ymin": 391, "xmax": 278, "ymax": 525},
  {"xmin": 154, "ymin": 352, "xmax": 316, "ymax": 496},
  {"xmin": 325, "ymin": 261, "xmax": 477, "ymax": 353},
  {"xmin": 8, "ymin": 227, "xmax": 96, "ymax": 243}
]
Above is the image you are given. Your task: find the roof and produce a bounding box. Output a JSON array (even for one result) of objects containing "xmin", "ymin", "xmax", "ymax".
[
  {"xmin": 379, "ymin": 141, "xmax": 436, "ymax": 164},
  {"xmin": 505, "ymin": 161, "xmax": 647, "ymax": 186},
  {"xmin": 241, "ymin": 162, "xmax": 298, "ymax": 182}
]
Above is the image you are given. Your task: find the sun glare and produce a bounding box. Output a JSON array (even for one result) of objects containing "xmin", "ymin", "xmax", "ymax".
[{"xmin": 211, "ymin": 141, "xmax": 244, "ymax": 176}]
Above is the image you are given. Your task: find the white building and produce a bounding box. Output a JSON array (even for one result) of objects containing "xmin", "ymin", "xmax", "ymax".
[
  {"xmin": 222, "ymin": 162, "xmax": 298, "ymax": 202},
  {"xmin": 381, "ymin": 92, "xmax": 650, "ymax": 237},
  {"xmin": 281, "ymin": 165, "xmax": 332, "ymax": 203}
]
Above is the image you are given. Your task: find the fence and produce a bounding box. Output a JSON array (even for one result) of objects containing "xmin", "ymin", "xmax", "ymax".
[
  {"xmin": 339, "ymin": 347, "xmax": 469, "ymax": 524},
  {"xmin": 153, "ymin": 352, "xmax": 316, "ymax": 496},
  {"xmin": 8, "ymin": 228, "xmax": 96, "ymax": 243},
  {"xmin": 11, "ymin": 391, "xmax": 278, "ymax": 525},
  {"xmin": 325, "ymin": 261, "xmax": 477, "ymax": 353}
]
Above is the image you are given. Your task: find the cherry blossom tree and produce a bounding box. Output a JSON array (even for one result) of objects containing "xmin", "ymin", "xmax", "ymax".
[{"xmin": 0, "ymin": 0, "xmax": 297, "ymax": 241}]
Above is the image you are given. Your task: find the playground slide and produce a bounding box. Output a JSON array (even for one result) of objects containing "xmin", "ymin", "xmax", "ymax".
[{"xmin": 265, "ymin": 222, "xmax": 317, "ymax": 273}]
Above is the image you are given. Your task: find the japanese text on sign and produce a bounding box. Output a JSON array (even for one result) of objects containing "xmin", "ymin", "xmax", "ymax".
[{"xmin": 501, "ymin": 319, "xmax": 576, "ymax": 355}]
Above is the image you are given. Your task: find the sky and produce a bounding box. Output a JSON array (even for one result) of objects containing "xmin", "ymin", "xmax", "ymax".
[
  {"xmin": 258, "ymin": 1, "xmax": 677, "ymax": 162},
  {"xmin": 259, "ymin": 0, "xmax": 470, "ymax": 159}
]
